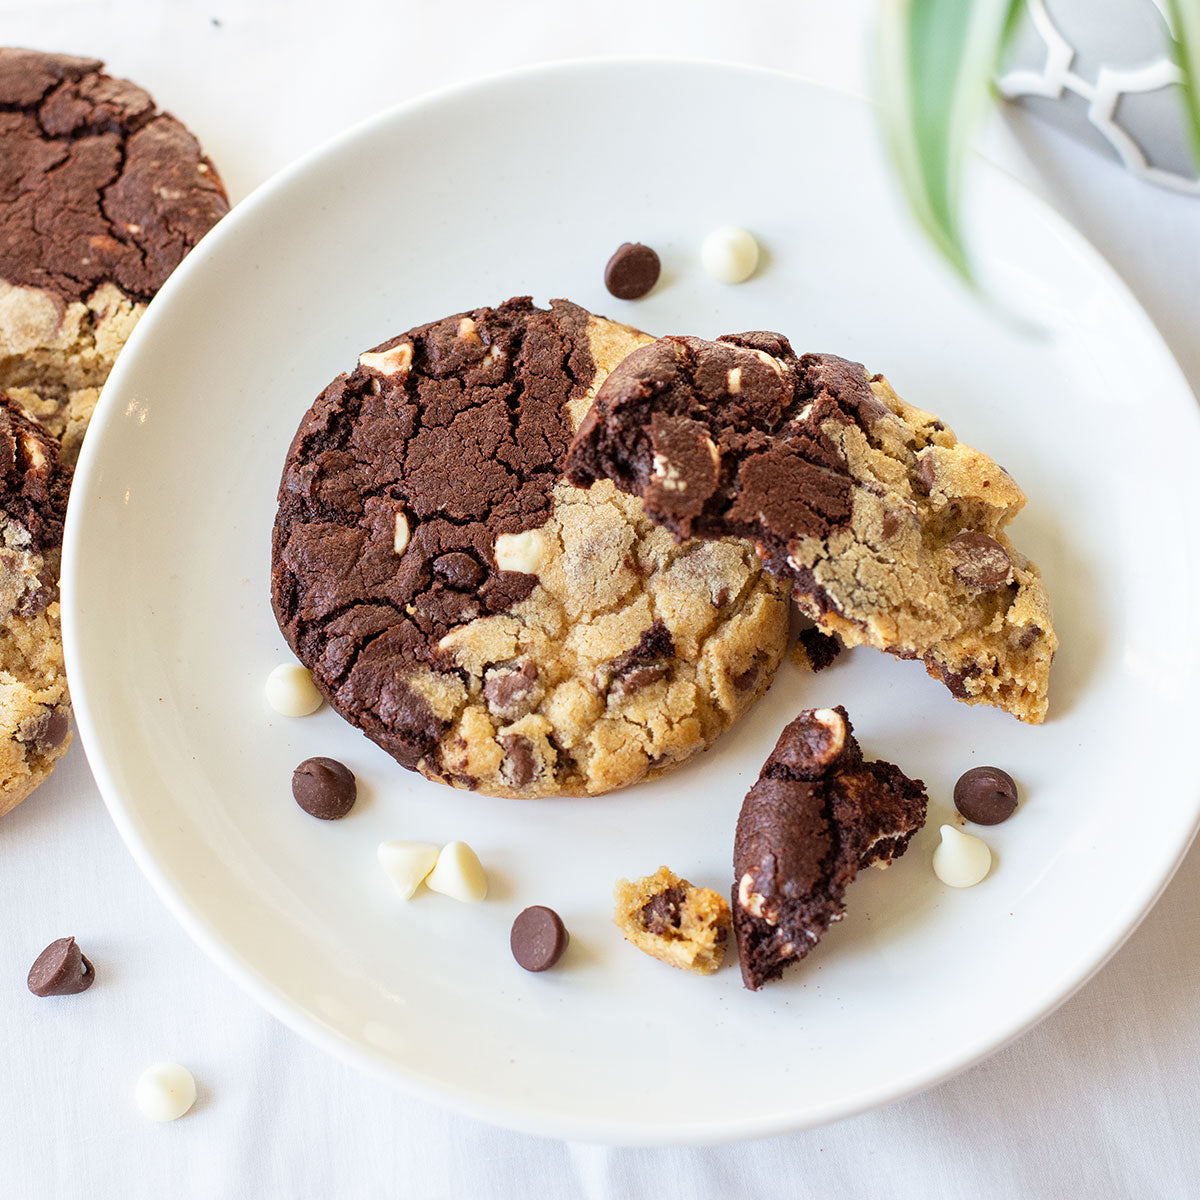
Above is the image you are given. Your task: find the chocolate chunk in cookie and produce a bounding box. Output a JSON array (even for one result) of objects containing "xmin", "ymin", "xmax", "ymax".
[
  {"xmin": 272, "ymin": 299, "xmax": 789, "ymax": 799},
  {"xmin": 0, "ymin": 396, "xmax": 72, "ymax": 816},
  {"xmin": 0, "ymin": 48, "xmax": 229, "ymax": 461},
  {"xmin": 732, "ymin": 706, "xmax": 927, "ymax": 990},
  {"xmin": 566, "ymin": 333, "xmax": 1057, "ymax": 723}
]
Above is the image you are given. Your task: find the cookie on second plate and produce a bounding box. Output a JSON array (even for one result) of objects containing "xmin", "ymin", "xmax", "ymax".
[
  {"xmin": 0, "ymin": 47, "xmax": 230, "ymax": 462},
  {"xmin": 272, "ymin": 298, "xmax": 789, "ymax": 798},
  {"xmin": 0, "ymin": 396, "xmax": 72, "ymax": 817}
]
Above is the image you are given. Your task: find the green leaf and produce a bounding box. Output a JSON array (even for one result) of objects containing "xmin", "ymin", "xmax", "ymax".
[
  {"xmin": 1166, "ymin": 0, "xmax": 1200, "ymax": 166},
  {"xmin": 877, "ymin": 0, "xmax": 1024, "ymax": 283}
]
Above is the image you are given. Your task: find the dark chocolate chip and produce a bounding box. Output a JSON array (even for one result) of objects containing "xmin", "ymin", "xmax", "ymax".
[
  {"xmin": 603, "ymin": 242, "xmax": 661, "ymax": 300},
  {"xmin": 639, "ymin": 885, "xmax": 685, "ymax": 935},
  {"xmin": 947, "ymin": 531, "xmax": 1011, "ymax": 591},
  {"xmin": 880, "ymin": 510, "xmax": 903, "ymax": 540},
  {"xmin": 27, "ymin": 937, "xmax": 94, "ymax": 997},
  {"xmin": 913, "ymin": 455, "xmax": 937, "ymax": 495},
  {"xmin": 499, "ymin": 734, "xmax": 537, "ymax": 788},
  {"xmin": 953, "ymin": 765, "xmax": 1018, "ymax": 825},
  {"xmin": 291, "ymin": 756, "xmax": 357, "ymax": 819},
  {"xmin": 483, "ymin": 661, "xmax": 538, "ymax": 715},
  {"xmin": 34, "ymin": 707, "xmax": 70, "ymax": 752},
  {"xmin": 510, "ymin": 906, "xmax": 570, "ymax": 972},
  {"xmin": 432, "ymin": 551, "xmax": 484, "ymax": 589},
  {"xmin": 732, "ymin": 663, "xmax": 760, "ymax": 691},
  {"xmin": 1017, "ymin": 624, "xmax": 1043, "ymax": 649}
]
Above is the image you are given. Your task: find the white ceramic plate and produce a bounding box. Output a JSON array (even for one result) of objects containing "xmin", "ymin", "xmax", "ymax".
[{"xmin": 62, "ymin": 61, "xmax": 1200, "ymax": 1144}]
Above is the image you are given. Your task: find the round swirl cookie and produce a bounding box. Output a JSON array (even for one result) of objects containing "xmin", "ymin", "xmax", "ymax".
[
  {"xmin": 271, "ymin": 298, "xmax": 789, "ymax": 798},
  {"xmin": 0, "ymin": 47, "xmax": 229, "ymax": 462},
  {"xmin": 0, "ymin": 396, "xmax": 72, "ymax": 817}
]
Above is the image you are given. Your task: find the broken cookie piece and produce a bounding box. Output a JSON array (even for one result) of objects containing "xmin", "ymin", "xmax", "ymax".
[
  {"xmin": 732, "ymin": 706, "xmax": 927, "ymax": 990},
  {"xmin": 613, "ymin": 865, "xmax": 731, "ymax": 974},
  {"xmin": 565, "ymin": 334, "xmax": 1057, "ymax": 723}
]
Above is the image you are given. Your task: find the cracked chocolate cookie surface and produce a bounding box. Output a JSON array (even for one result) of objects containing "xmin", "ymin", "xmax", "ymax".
[
  {"xmin": 271, "ymin": 299, "xmax": 789, "ymax": 798},
  {"xmin": 566, "ymin": 334, "xmax": 1057, "ymax": 723},
  {"xmin": 0, "ymin": 396, "xmax": 72, "ymax": 817},
  {"xmin": 0, "ymin": 47, "xmax": 229, "ymax": 462},
  {"xmin": 732, "ymin": 706, "xmax": 927, "ymax": 990}
]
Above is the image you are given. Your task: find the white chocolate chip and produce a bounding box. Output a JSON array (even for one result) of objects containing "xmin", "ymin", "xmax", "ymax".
[
  {"xmin": 457, "ymin": 316, "xmax": 482, "ymax": 345},
  {"xmin": 265, "ymin": 663, "xmax": 323, "ymax": 717},
  {"xmin": 425, "ymin": 841, "xmax": 488, "ymax": 903},
  {"xmin": 726, "ymin": 367, "xmax": 742, "ymax": 394},
  {"xmin": 737, "ymin": 872, "xmax": 770, "ymax": 921},
  {"xmin": 701, "ymin": 226, "xmax": 760, "ymax": 284},
  {"xmin": 135, "ymin": 1063, "xmax": 197, "ymax": 1122},
  {"xmin": 809, "ymin": 707, "xmax": 846, "ymax": 760},
  {"xmin": 494, "ymin": 528, "xmax": 547, "ymax": 575},
  {"xmin": 747, "ymin": 347, "xmax": 785, "ymax": 377},
  {"xmin": 932, "ymin": 824, "xmax": 992, "ymax": 888},
  {"xmin": 21, "ymin": 433, "xmax": 46, "ymax": 470},
  {"xmin": 377, "ymin": 841, "xmax": 440, "ymax": 900},
  {"xmin": 358, "ymin": 342, "xmax": 413, "ymax": 377},
  {"xmin": 651, "ymin": 453, "xmax": 687, "ymax": 492},
  {"xmin": 393, "ymin": 511, "xmax": 410, "ymax": 556}
]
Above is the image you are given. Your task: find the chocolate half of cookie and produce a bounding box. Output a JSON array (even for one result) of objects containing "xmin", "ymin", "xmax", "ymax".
[
  {"xmin": 0, "ymin": 47, "xmax": 229, "ymax": 461},
  {"xmin": 731, "ymin": 706, "xmax": 927, "ymax": 990},
  {"xmin": 565, "ymin": 333, "xmax": 1057, "ymax": 724},
  {"xmin": 0, "ymin": 395, "xmax": 73, "ymax": 816},
  {"xmin": 271, "ymin": 299, "xmax": 789, "ymax": 799}
]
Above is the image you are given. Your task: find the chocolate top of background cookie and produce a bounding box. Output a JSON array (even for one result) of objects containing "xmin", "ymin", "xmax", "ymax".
[
  {"xmin": 0, "ymin": 395, "xmax": 70, "ymax": 564},
  {"xmin": 271, "ymin": 298, "xmax": 595, "ymax": 773},
  {"xmin": 0, "ymin": 47, "xmax": 229, "ymax": 305},
  {"xmin": 565, "ymin": 334, "xmax": 880, "ymax": 575}
]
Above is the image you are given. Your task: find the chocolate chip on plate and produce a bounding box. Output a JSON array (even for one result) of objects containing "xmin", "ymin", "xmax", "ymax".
[
  {"xmin": 954, "ymin": 765, "xmax": 1018, "ymax": 825},
  {"xmin": 510, "ymin": 905, "xmax": 570, "ymax": 971},
  {"xmin": 604, "ymin": 242, "xmax": 661, "ymax": 300},
  {"xmin": 28, "ymin": 936, "xmax": 94, "ymax": 997},
  {"xmin": 292, "ymin": 756, "xmax": 357, "ymax": 819}
]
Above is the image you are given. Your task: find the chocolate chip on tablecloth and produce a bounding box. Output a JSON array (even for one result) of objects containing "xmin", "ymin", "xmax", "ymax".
[{"xmin": 27, "ymin": 936, "xmax": 94, "ymax": 996}]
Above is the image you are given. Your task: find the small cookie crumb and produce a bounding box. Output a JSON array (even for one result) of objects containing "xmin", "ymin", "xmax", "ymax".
[
  {"xmin": 604, "ymin": 242, "xmax": 661, "ymax": 300},
  {"xmin": 510, "ymin": 906, "xmax": 570, "ymax": 971},
  {"xmin": 700, "ymin": 226, "xmax": 759, "ymax": 284},
  {"xmin": 426, "ymin": 841, "xmax": 488, "ymax": 903},
  {"xmin": 265, "ymin": 663, "xmax": 322, "ymax": 717},
  {"xmin": 933, "ymin": 824, "xmax": 991, "ymax": 887},
  {"xmin": 613, "ymin": 866, "xmax": 730, "ymax": 975},
  {"xmin": 135, "ymin": 1063, "xmax": 197, "ymax": 1122}
]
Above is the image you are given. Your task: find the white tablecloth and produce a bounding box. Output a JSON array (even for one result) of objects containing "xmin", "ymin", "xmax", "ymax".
[{"xmin": 3, "ymin": 2, "xmax": 1199, "ymax": 1196}]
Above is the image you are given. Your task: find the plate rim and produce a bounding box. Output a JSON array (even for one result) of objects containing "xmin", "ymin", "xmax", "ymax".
[{"xmin": 60, "ymin": 56, "xmax": 1200, "ymax": 1145}]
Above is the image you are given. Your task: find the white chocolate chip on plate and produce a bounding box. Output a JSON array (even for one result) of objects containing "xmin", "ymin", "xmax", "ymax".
[
  {"xmin": 264, "ymin": 663, "xmax": 323, "ymax": 717},
  {"xmin": 377, "ymin": 841, "xmax": 440, "ymax": 900},
  {"xmin": 135, "ymin": 1062, "xmax": 197, "ymax": 1122},
  {"xmin": 426, "ymin": 841, "xmax": 488, "ymax": 903},
  {"xmin": 932, "ymin": 824, "xmax": 992, "ymax": 888},
  {"xmin": 701, "ymin": 226, "xmax": 760, "ymax": 284}
]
